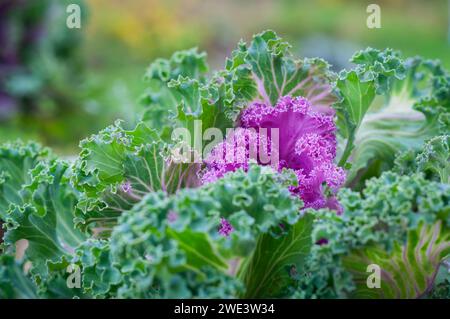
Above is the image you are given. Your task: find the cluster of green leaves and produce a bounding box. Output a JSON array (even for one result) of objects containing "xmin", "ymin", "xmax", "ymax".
[
  {"xmin": 0, "ymin": 141, "xmax": 88, "ymax": 297},
  {"xmin": 222, "ymin": 30, "xmax": 336, "ymax": 116},
  {"xmin": 140, "ymin": 30, "xmax": 336, "ymax": 139},
  {"xmin": 109, "ymin": 165, "xmax": 311, "ymax": 298},
  {"xmin": 141, "ymin": 33, "xmax": 448, "ymax": 188},
  {"xmin": 140, "ymin": 47, "xmax": 233, "ymax": 143},
  {"xmin": 333, "ymin": 48, "xmax": 406, "ymax": 168},
  {"xmin": 0, "ymin": 144, "xmax": 314, "ymax": 298},
  {"xmin": 294, "ymin": 171, "xmax": 450, "ymax": 299},
  {"xmin": 335, "ymin": 53, "xmax": 450, "ymax": 186},
  {"xmin": 0, "ymin": 30, "xmax": 449, "ymax": 299},
  {"xmin": 394, "ymin": 134, "xmax": 449, "ymax": 184},
  {"xmin": 71, "ymin": 120, "xmax": 199, "ymax": 235}
]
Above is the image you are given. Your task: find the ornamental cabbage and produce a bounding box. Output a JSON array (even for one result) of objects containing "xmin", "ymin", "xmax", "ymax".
[
  {"xmin": 203, "ymin": 95, "xmax": 345, "ymax": 211},
  {"xmin": 0, "ymin": 30, "xmax": 449, "ymax": 300}
]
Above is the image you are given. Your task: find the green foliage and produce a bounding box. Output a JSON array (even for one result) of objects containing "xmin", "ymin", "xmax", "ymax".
[
  {"xmin": 4, "ymin": 160, "xmax": 87, "ymax": 280},
  {"xmin": 223, "ymin": 30, "xmax": 335, "ymax": 118},
  {"xmin": 72, "ymin": 121, "xmax": 199, "ymax": 234},
  {"xmin": 295, "ymin": 172, "xmax": 450, "ymax": 298},
  {"xmin": 238, "ymin": 213, "xmax": 313, "ymax": 298},
  {"xmin": 141, "ymin": 30, "xmax": 336, "ymax": 142},
  {"xmin": 416, "ymin": 135, "xmax": 450, "ymax": 183},
  {"xmin": 141, "ymin": 48, "xmax": 209, "ymax": 129},
  {"xmin": 0, "ymin": 30, "xmax": 449, "ymax": 299},
  {"xmin": 343, "ymin": 57, "xmax": 450, "ymax": 185},
  {"xmin": 0, "ymin": 141, "xmax": 51, "ymax": 220},
  {"xmin": 428, "ymin": 262, "xmax": 450, "ymax": 299},
  {"xmin": 72, "ymin": 239, "xmax": 121, "ymax": 297},
  {"xmin": 0, "ymin": 255, "xmax": 38, "ymax": 299},
  {"xmin": 141, "ymin": 48, "xmax": 233, "ymax": 143},
  {"xmin": 395, "ymin": 134, "xmax": 450, "ymax": 183},
  {"xmin": 0, "ymin": 1, "xmax": 104, "ymax": 150},
  {"xmin": 0, "ymin": 162, "xmax": 312, "ymax": 299},
  {"xmin": 333, "ymin": 48, "xmax": 406, "ymax": 167},
  {"xmin": 109, "ymin": 165, "xmax": 309, "ymax": 298},
  {"xmin": 343, "ymin": 221, "xmax": 450, "ymax": 298}
]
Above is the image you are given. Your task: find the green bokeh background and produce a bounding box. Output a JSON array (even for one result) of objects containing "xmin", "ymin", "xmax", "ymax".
[{"xmin": 1, "ymin": 0, "xmax": 449, "ymax": 154}]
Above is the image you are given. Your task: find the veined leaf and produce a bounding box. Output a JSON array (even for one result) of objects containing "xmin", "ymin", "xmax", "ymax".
[
  {"xmin": 167, "ymin": 228, "xmax": 228, "ymax": 273},
  {"xmin": 334, "ymin": 48, "xmax": 406, "ymax": 167},
  {"xmin": 224, "ymin": 30, "xmax": 336, "ymax": 118},
  {"xmin": 170, "ymin": 75, "xmax": 234, "ymax": 146},
  {"xmin": 344, "ymin": 57, "xmax": 450, "ymax": 185},
  {"xmin": 73, "ymin": 121, "xmax": 200, "ymax": 233},
  {"xmin": 238, "ymin": 213, "xmax": 313, "ymax": 298},
  {"xmin": 109, "ymin": 165, "xmax": 304, "ymax": 298},
  {"xmin": 4, "ymin": 160, "xmax": 86, "ymax": 279},
  {"xmin": 141, "ymin": 47, "xmax": 209, "ymax": 128},
  {"xmin": 141, "ymin": 48, "xmax": 234, "ymax": 145},
  {"xmin": 295, "ymin": 172, "xmax": 450, "ymax": 299},
  {"xmin": 0, "ymin": 141, "xmax": 50, "ymax": 220},
  {"xmin": 343, "ymin": 221, "xmax": 450, "ymax": 299}
]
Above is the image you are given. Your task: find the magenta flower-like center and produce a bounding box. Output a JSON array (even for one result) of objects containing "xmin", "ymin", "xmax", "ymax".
[{"xmin": 203, "ymin": 95, "xmax": 346, "ymax": 212}]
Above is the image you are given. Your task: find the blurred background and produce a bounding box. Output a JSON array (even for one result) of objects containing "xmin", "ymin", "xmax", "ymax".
[{"xmin": 1, "ymin": 0, "xmax": 449, "ymax": 154}]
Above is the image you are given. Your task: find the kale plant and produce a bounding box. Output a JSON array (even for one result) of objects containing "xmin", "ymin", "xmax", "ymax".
[{"xmin": 0, "ymin": 30, "xmax": 449, "ymax": 299}]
